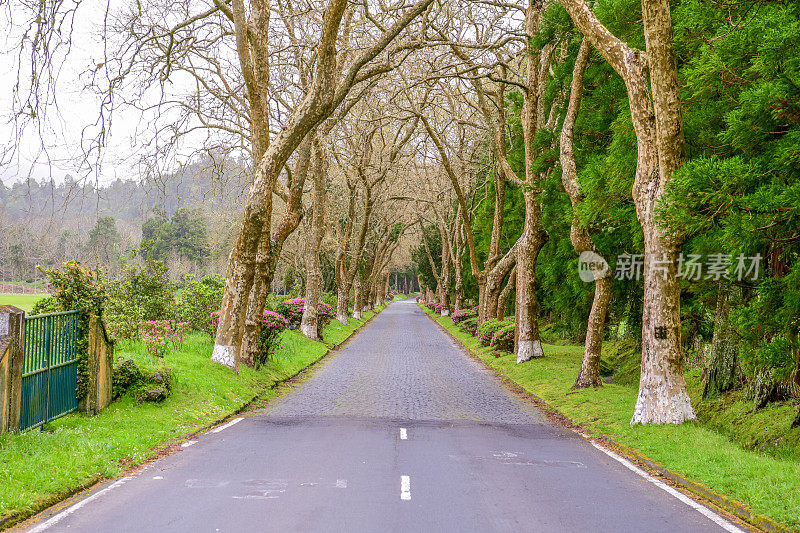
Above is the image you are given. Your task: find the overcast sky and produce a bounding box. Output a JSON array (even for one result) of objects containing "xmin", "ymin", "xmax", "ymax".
[{"xmin": 0, "ymin": 1, "xmax": 196, "ymax": 187}]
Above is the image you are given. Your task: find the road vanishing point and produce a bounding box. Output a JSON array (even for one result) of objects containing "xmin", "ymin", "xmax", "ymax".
[{"xmin": 17, "ymin": 298, "xmax": 744, "ymax": 533}]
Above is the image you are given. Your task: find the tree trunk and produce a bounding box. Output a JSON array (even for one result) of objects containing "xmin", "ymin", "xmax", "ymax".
[
  {"xmin": 703, "ymin": 285, "xmax": 740, "ymax": 398},
  {"xmin": 336, "ymin": 283, "xmax": 350, "ymax": 325},
  {"xmin": 574, "ymin": 275, "xmax": 612, "ymax": 388},
  {"xmin": 240, "ymin": 234, "xmax": 271, "ymax": 367},
  {"xmin": 560, "ymin": 39, "xmax": 613, "ymax": 389},
  {"xmin": 514, "ymin": 192, "xmax": 548, "ymax": 364},
  {"xmin": 559, "ymin": 0, "xmax": 694, "ymax": 424},
  {"xmin": 300, "ymin": 144, "xmax": 327, "ymax": 340},
  {"xmin": 631, "ymin": 230, "xmax": 694, "ymax": 423},
  {"xmin": 352, "ymin": 278, "xmax": 363, "ymax": 319},
  {"xmin": 631, "ymin": 0, "xmax": 693, "ymax": 425}
]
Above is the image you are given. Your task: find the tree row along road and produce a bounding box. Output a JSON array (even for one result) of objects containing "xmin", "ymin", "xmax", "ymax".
[{"xmin": 18, "ymin": 299, "xmax": 742, "ymax": 532}]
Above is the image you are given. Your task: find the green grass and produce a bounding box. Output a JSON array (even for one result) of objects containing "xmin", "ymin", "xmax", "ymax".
[
  {"xmin": 0, "ymin": 302, "xmax": 390, "ymax": 525},
  {"xmin": 0, "ymin": 294, "xmax": 47, "ymax": 312},
  {"xmin": 421, "ymin": 305, "xmax": 800, "ymax": 531}
]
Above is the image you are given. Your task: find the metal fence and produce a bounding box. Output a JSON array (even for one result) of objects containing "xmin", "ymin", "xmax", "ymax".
[{"xmin": 19, "ymin": 310, "xmax": 81, "ymax": 431}]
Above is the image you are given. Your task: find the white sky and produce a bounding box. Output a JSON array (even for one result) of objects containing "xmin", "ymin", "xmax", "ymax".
[{"xmin": 0, "ymin": 1, "xmax": 199, "ymax": 186}]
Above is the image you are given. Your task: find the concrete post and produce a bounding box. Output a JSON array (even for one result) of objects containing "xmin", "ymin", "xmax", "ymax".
[{"xmin": 0, "ymin": 305, "xmax": 25, "ymax": 434}]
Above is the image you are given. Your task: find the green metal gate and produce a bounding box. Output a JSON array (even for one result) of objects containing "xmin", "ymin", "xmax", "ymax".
[{"xmin": 20, "ymin": 310, "xmax": 81, "ymax": 431}]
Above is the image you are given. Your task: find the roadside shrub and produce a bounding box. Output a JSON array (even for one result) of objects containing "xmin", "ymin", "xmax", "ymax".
[
  {"xmin": 321, "ymin": 291, "xmax": 337, "ymax": 310},
  {"xmin": 112, "ymin": 356, "xmax": 173, "ymax": 403},
  {"xmin": 36, "ymin": 261, "xmax": 106, "ymax": 401},
  {"xmin": 451, "ymin": 306, "xmax": 477, "ymax": 325},
  {"xmin": 317, "ymin": 301, "xmax": 334, "ymax": 327},
  {"xmin": 106, "ymin": 257, "xmax": 175, "ymax": 339},
  {"xmin": 276, "ymin": 297, "xmax": 333, "ymax": 329},
  {"xmin": 256, "ymin": 310, "xmax": 290, "ymax": 367},
  {"xmin": 140, "ymin": 320, "xmax": 190, "ymax": 357},
  {"xmin": 36, "ymin": 261, "xmax": 107, "ymax": 316},
  {"xmin": 31, "ymin": 296, "xmax": 62, "ymax": 315},
  {"xmin": 276, "ymin": 297, "xmax": 306, "ymax": 328},
  {"xmin": 112, "ymin": 357, "xmax": 143, "ymax": 399},
  {"xmin": 177, "ymin": 275, "xmax": 223, "ymax": 335},
  {"xmin": 477, "ymin": 319, "xmax": 505, "ymax": 346},
  {"xmin": 425, "ymin": 301, "xmax": 436, "ymax": 311},
  {"xmin": 458, "ymin": 317, "xmax": 479, "ymax": 336},
  {"xmin": 490, "ymin": 323, "xmax": 515, "ymax": 353}
]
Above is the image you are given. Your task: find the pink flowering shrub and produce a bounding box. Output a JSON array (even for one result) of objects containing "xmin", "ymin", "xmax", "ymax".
[
  {"xmin": 451, "ymin": 306, "xmax": 477, "ymax": 325},
  {"xmin": 425, "ymin": 301, "xmax": 437, "ymax": 311},
  {"xmin": 490, "ymin": 323, "xmax": 515, "ymax": 353},
  {"xmin": 317, "ymin": 301, "xmax": 334, "ymax": 327},
  {"xmin": 276, "ymin": 298, "xmax": 334, "ymax": 330},
  {"xmin": 257, "ymin": 309, "xmax": 290, "ymax": 367},
  {"xmin": 477, "ymin": 319, "xmax": 505, "ymax": 346},
  {"xmin": 276, "ymin": 297, "xmax": 306, "ymax": 328}
]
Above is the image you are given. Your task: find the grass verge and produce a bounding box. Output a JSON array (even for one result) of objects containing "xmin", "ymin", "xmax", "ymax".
[
  {"xmin": 420, "ymin": 304, "xmax": 800, "ymax": 532},
  {"xmin": 0, "ymin": 299, "xmax": 399, "ymax": 528},
  {"xmin": 0, "ymin": 294, "xmax": 47, "ymax": 312}
]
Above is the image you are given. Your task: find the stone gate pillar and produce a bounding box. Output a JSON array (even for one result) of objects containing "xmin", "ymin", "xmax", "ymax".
[{"xmin": 0, "ymin": 305, "xmax": 25, "ymax": 434}]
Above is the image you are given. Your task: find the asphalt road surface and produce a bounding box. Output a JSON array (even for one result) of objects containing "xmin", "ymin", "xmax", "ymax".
[{"xmin": 18, "ymin": 298, "xmax": 743, "ymax": 533}]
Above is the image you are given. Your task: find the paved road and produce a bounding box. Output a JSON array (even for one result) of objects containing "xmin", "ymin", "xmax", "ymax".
[{"xmin": 18, "ymin": 298, "xmax": 742, "ymax": 533}]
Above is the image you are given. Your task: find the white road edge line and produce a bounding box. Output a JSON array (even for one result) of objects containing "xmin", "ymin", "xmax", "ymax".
[
  {"xmin": 27, "ymin": 476, "xmax": 133, "ymax": 533},
  {"xmin": 211, "ymin": 417, "xmax": 243, "ymax": 433},
  {"xmin": 400, "ymin": 475, "xmax": 411, "ymax": 500},
  {"xmin": 583, "ymin": 436, "xmax": 744, "ymax": 533},
  {"xmin": 400, "ymin": 428, "xmax": 407, "ymax": 440}
]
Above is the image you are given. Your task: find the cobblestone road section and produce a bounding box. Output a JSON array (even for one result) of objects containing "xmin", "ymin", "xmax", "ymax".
[{"xmin": 262, "ymin": 299, "xmax": 546, "ymax": 424}]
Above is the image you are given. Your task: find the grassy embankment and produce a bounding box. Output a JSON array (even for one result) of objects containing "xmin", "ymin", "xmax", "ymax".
[
  {"xmin": 0, "ymin": 297, "xmax": 404, "ymax": 526},
  {"xmin": 420, "ymin": 305, "xmax": 800, "ymax": 531},
  {"xmin": 0, "ymin": 294, "xmax": 47, "ymax": 312}
]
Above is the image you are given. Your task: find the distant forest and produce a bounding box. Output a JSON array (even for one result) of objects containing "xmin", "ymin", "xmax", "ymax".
[{"xmin": 0, "ymin": 155, "xmax": 248, "ymax": 284}]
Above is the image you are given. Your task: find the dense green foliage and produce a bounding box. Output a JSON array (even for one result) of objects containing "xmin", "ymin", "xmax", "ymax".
[
  {"xmin": 106, "ymin": 257, "xmax": 176, "ymax": 338},
  {"xmin": 142, "ymin": 208, "xmax": 210, "ymax": 265},
  {"xmin": 177, "ymin": 275, "xmax": 224, "ymax": 335}
]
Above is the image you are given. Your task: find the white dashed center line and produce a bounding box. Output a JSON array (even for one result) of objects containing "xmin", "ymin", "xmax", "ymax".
[
  {"xmin": 400, "ymin": 475, "xmax": 411, "ymax": 501},
  {"xmin": 399, "ymin": 428, "xmax": 407, "ymax": 440}
]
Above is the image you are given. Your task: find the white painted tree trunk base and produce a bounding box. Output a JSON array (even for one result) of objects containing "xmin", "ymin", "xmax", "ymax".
[
  {"xmin": 337, "ymin": 314, "xmax": 348, "ymax": 325},
  {"xmin": 352, "ymin": 310, "xmax": 362, "ymax": 320},
  {"xmin": 300, "ymin": 323, "xmax": 319, "ymax": 340},
  {"xmin": 440, "ymin": 310, "xmax": 449, "ymax": 316},
  {"xmin": 516, "ymin": 339, "xmax": 543, "ymax": 364},
  {"xmin": 630, "ymin": 383, "xmax": 696, "ymax": 425},
  {"xmin": 211, "ymin": 345, "xmax": 236, "ymax": 368}
]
